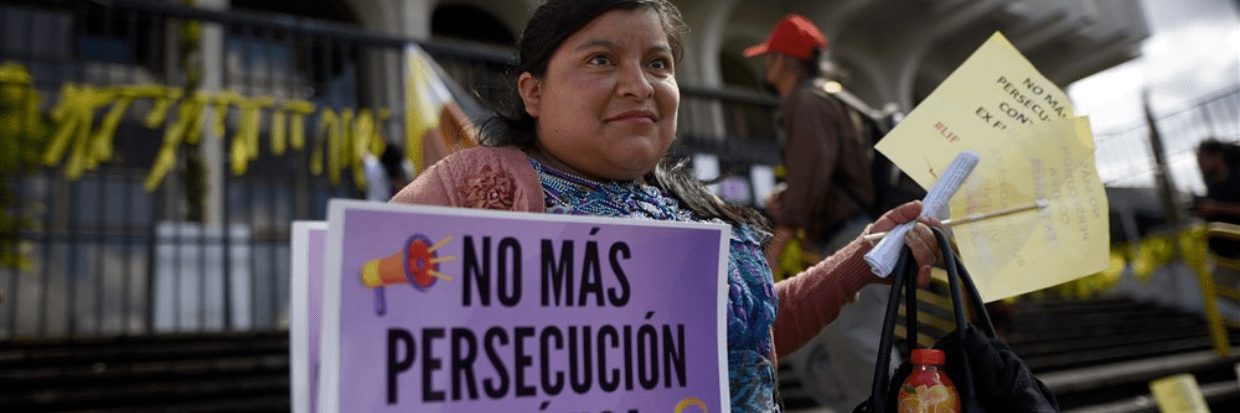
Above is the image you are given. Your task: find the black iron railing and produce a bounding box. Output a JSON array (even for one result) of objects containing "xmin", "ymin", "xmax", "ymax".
[
  {"xmin": 0, "ymin": 0, "xmax": 784, "ymax": 340},
  {"xmin": 1095, "ymin": 86, "xmax": 1240, "ymax": 189},
  {"xmin": 0, "ymin": 0, "xmax": 391, "ymax": 339},
  {"xmin": 3, "ymin": 0, "xmax": 1237, "ymax": 341}
]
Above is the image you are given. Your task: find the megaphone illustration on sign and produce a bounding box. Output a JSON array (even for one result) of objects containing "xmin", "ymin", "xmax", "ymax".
[{"xmin": 360, "ymin": 234, "xmax": 455, "ymax": 290}]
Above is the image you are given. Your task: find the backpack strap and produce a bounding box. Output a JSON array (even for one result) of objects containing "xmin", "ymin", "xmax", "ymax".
[{"xmin": 824, "ymin": 88, "xmax": 893, "ymax": 218}]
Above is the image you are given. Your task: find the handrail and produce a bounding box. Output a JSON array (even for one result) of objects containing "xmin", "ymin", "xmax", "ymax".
[{"xmin": 1187, "ymin": 221, "xmax": 1240, "ymax": 356}]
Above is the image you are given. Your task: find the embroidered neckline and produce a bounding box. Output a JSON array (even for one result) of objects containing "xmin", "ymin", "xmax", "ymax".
[
  {"xmin": 529, "ymin": 158, "xmax": 687, "ymax": 221},
  {"xmin": 533, "ymin": 158, "xmax": 625, "ymax": 191},
  {"xmin": 527, "ymin": 157, "xmax": 764, "ymax": 245}
]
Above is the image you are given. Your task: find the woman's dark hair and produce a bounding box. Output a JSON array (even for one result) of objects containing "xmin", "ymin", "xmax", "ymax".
[
  {"xmin": 483, "ymin": 0, "xmax": 685, "ymax": 150},
  {"xmin": 481, "ymin": 0, "xmax": 771, "ymax": 231}
]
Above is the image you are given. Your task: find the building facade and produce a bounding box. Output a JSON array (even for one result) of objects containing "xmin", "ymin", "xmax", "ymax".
[
  {"xmin": 0, "ymin": 0, "xmax": 1148, "ymax": 339},
  {"xmin": 318, "ymin": 0, "xmax": 1148, "ymax": 110}
]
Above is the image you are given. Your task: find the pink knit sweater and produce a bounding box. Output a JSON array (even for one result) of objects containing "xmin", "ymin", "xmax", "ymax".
[{"xmin": 390, "ymin": 146, "xmax": 879, "ymax": 356}]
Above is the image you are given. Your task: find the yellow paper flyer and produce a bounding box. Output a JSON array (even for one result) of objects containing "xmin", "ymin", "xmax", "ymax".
[
  {"xmin": 1149, "ymin": 374, "xmax": 1211, "ymax": 413},
  {"xmin": 876, "ymin": 32, "xmax": 1109, "ymax": 301}
]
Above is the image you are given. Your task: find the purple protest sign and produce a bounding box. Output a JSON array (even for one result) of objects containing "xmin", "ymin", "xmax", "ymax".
[
  {"xmin": 319, "ymin": 200, "xmax": 729, "ymax": 413},
  {"xmin": 291, "ymin": 221, "xmax": 327, "ymax": 413}
]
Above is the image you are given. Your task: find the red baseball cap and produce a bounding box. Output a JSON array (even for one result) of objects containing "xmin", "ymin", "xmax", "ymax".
[{"xmin": 744, "ymin": 14, "xmax": 827, "ymax": 60}]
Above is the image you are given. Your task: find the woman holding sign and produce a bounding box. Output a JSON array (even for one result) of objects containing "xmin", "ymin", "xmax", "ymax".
[{"xmin": 391, "ymin": 0, "xmax": 943, "ymax": 411}]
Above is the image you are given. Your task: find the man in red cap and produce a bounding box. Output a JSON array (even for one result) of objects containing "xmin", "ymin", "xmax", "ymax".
[
  {"xmin": 745, "ymin": 14, "xmax": 875, "ymax": 265},
  {"xmin": 747, "ymin": 14, "xmax": 894, "ymax": 412}
]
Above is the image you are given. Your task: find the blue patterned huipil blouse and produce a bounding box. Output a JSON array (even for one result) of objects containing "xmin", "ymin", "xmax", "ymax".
[{"xmin": 531, "ymin": 159, "xmax": 782, "ymax": 412}]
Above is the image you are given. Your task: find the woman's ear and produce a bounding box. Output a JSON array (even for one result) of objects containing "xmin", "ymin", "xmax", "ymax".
[{"xmin": 517, "ymin": 72, "xmax": 541, "ymax": 118}]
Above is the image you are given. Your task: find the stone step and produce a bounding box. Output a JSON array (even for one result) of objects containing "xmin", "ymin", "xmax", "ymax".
[
  {"xmin": 780, "ymin": 296, "xmax": 1240, "ymax": 411},
  {"xmin": 0, "ymin": 333, "xmax": 288, "ymax": 368},
  {"xmin": 0, "ymin": 332, "xmax": 290, "ymax": 412},
  {"xmin": 1040, "ymin": 348, "xmax": 1240, "ymax": 407},
  {"xmin": 0, "ymin": 353, "xmax": 288, "ymax": 391},
  {"xmin": 0, "ymin": 372, "xmax": 289, "ymax": 412}
]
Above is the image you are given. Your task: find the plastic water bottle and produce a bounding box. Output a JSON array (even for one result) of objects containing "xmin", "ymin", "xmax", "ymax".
[{"xmin": 897, "ymin": 349, "xmax": 959, "ymax": 413}]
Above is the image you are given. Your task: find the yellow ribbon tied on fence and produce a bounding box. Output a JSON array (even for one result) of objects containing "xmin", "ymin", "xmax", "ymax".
[
  {"xmin": 229, "ymin": 95, "xmax": 273, "ymax": 176},
  {"xmin": 270, "ymin": 106, "xmax": 287, "ymax": 155},
  {"xmin": 27, "ymin": 76, "xmax": 385, "ymax": 191},
  {"xmin": 0, "ymin": 62, "xmax": 47, "ymax": 171},
  {"xmin": 283, "ymin": 100, "xmax": 315, "ymax": 152},
  {"xmin": 45, "ymin": 84, "xmax": 112, "ymax": 179},
  {"xmin": 38, "ymin": 83, "xmax": 185, "ymax": 186},
  {"xmin": 1040, "ymin": 225, "xmax": 1210, "ymax": 299},
  {"xmin": 141, "ymin": 86, "xmax": 183, "ymax": 129},
  {"xmin": 312, "ymin": 109, "xmax": 337, "ymax": 180},
  {"xmin": 145, "ymin": 93, "xmax": 209, "ymax": 190}
]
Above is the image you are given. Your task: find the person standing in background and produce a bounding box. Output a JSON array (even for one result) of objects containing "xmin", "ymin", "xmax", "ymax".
[
  {"xmin": 745, "ymin": 14, "xmax": 895, "ymax": 412},
  {"xmin": 362, "ymin": 144, "xmax": 414, "ymax": 202},
  {"xmin": 747, "ymin": 15, "xmax": 875, "ymax": 265},
  {"xmin": 1196, "ymin": 138, "xmax": 1240, "ymax": 258},
  {"xmin": 361, "ymin": 150, "xmax": 392, "ymax": 202}
]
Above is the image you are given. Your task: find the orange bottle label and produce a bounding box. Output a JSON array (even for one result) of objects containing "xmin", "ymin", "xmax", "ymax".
[{"xmin": 897, "ymin": 370, "xmax": 959, "ymax": 413}]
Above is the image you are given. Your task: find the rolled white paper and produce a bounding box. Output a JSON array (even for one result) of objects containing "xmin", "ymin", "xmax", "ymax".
[{"xmin": 863, "ymin": 150, "xmax": 980, "ymax": 277}]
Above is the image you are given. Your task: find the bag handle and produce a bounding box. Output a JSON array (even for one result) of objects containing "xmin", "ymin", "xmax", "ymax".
[
  {"xmin": 865, "ymin": 245, "xmax": 912, "ymax": 413},
  {"xmin": 863, "ymin": 227, "xmax": 996, "ymax": 412}
]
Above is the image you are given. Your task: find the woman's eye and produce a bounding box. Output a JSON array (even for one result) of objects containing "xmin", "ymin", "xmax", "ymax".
[
  {"xmin": 649, "ymin": 57, "xmax": 671, "ymax": 72},
  {"xmin": 588, "ymin": 55, "xmax": 612, "ymax": 66}
]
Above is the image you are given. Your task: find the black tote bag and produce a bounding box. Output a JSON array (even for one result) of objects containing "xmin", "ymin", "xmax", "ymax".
[{"xmin": 853, "ymin": 228, "xmax": 1058, "ymax": 413}]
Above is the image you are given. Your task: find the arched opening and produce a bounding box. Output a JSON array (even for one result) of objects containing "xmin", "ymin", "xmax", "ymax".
[{"xmin": 431, "ymin": 4, "xmax": 515, "ymax": 47}]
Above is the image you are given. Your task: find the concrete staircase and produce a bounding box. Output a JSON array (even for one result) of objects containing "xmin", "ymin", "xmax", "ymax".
[
  {"xmin": 2, "ymin": 296, "xmax": 1239, "ymax": 412},
  {"xmin": 0, "ymin": 332, "xmax": 289, "ymax": 412},
  {"xmin": 779, "ymin": 296, "xmax": 1240, "ymax": 412},
  {"xmin": 1012, "ymin": 297, "xmax": 1240, "ymax": 412}
]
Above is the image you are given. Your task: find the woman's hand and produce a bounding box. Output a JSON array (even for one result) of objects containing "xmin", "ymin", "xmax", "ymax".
[{"xmin": 860, "ymin": 200, "xmax": 944, "ymax": 287}]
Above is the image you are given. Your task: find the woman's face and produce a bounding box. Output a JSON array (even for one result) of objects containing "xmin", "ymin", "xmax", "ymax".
[{"xmin": 518, "ymin": 8, "xmax": 679, "ymax": 181}]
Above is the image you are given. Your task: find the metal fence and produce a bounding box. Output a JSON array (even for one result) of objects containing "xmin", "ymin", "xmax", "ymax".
[
  {"xmin": 0, "ymin": 0, "xmax": 785, "ymax": 340},
  {"xmin": 0, "ymin": 0, "xmax": 401, "ymax": 339},
  {"xmin": 4, "ymin": 0, "xmax": 1234, "ymax": 342},
  {"xmin": 3, "ymin": 0, "xmax": 1234, "ymax": 341},
  {"xmin": 1095, "ymin": 86, "xmax": 1240, "ymax": 193}
]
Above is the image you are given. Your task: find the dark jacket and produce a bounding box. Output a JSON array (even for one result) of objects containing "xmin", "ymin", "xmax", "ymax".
[{"xmin": 775, "ymin": 77, "xmax": 875, "ymax": 242}]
